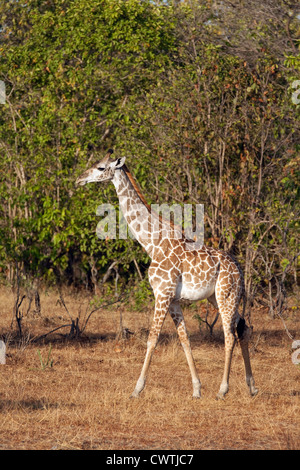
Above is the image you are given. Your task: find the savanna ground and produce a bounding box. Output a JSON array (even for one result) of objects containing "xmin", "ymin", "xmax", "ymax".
[{"xmin": 0, "ymin": 287, "xmax": 299, "ymax": 451}]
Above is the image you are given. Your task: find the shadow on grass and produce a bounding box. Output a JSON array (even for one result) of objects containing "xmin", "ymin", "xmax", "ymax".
[
  {"xmin": 0, "ymin": 398, "xmax": 66, "ymax": 412},
  {"xmin": 1, "ymin": 322, "xmax": 296, "ymax": 352}
]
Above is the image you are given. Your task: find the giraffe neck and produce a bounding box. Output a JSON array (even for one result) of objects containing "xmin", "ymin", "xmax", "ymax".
[{"xmin": 112, "ymin": 165, "xmax": 182, "ymax": 257}]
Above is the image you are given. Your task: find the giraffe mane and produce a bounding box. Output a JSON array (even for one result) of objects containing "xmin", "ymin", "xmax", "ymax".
[
  {"xmin": 122, "ymin": 164, "xmax": 194, "ymax": 243},
  {"xmin": 123, "ymin": 164, "xmax": 152, "ymax": 212}
]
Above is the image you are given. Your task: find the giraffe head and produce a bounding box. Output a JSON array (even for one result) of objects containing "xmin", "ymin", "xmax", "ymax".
[{"xmin": 76, "ymin": 149, "xmax": 126, "ymax": 186}]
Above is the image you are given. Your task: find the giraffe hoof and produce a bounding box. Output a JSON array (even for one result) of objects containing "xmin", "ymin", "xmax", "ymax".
[
  {"xmin": 216, "ymin": 392, "xmax": 226, "ymax": 401},
  {"xmin": 216, "ymin": 383, "xmax": 228, "ymax": 400},
  {"xmin": 130, "ymin": 391, "xmax": 140, "ymax": 399}
]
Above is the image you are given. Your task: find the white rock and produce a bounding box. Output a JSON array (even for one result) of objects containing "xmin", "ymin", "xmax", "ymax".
[{"xmin": 0, "ymin": 340, "xmax": 6, "ymax": 365}]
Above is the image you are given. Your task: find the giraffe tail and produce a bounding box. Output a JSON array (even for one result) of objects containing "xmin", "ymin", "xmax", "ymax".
[
  {"xmin": 241, "ymin": 287, "xmax": 252, "ymax": 328},
  {"xmin": 236, "ymin": 290, "xmax": 253, "ymax": 340},
  {"xmin": 236, "ymin": 317, "xmax": 246, "ymax": 339}
]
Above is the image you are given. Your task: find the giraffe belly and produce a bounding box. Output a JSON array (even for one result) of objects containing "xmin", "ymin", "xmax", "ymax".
[{"xmin": 175, "ymin": 280, "xmax": 215, "ymax": 302}]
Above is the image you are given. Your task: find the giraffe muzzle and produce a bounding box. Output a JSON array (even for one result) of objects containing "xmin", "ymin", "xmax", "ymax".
[{"xmin": 76, "ymin": 177, "xmax": 87, "ymax": 186}]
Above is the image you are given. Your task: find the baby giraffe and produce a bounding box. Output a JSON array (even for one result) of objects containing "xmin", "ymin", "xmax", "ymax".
[{"xmin": 76, "ymin": 150, "xmax": 258, "ymax": 399}]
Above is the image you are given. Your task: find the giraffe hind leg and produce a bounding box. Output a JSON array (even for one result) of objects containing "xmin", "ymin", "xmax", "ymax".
[
  {"xmin": 237, "ymin": 319, "xmax": 258, "ymax": 396},
  {"xmin": 216, "ymin": 319, "xmax": 236, "ymax": 400},
  {"xmin": 215, "ymin": 288, "xmax": 239, "ymax": 400}
]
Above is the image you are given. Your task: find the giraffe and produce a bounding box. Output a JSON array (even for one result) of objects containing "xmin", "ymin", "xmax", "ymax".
[{"xmin": 76, "ymin": 150, "xmax": 258, "ymax": 399}]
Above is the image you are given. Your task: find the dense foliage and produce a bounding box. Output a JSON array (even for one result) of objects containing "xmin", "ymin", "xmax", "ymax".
[{"xmin": 0, "ymin": 0, "xmax": 299, "ymax": 313}]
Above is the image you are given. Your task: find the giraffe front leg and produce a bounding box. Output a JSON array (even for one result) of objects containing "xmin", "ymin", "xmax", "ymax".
[
  {"xmin": 169, "ymin": 300, "xmax": 201, "ymax": 398},
  {"xmin": 130, "ymin": 346, "xmax": 153, "ymax": 398},
  {"xmin": 130, "ymin": 294, "xmax": 169, "ymax": 398}
]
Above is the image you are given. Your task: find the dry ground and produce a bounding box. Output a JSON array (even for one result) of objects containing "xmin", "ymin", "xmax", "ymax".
[{"xmin": 0, "ymin": 287, "xmax": 299, "ymax": 450}]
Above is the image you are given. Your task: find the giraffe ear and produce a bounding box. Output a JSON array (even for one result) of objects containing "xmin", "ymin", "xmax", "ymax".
[{"xmin": 111, "ymin": 157, "xmax": 126, "ymax": 169}]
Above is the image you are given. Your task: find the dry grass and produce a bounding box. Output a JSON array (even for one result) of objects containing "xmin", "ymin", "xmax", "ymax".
[{"xmin": 0, "ymin": 287, "xmax": 299, "ymax": 450}]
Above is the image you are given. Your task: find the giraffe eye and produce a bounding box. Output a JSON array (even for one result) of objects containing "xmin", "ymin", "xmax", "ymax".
[{"xmin": 97, "ymin": 166, "xmax": 105, "ymax": 171}]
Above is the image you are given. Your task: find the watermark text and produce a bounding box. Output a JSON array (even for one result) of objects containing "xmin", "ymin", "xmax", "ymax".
[
  {"xmin": 96, "ymin": 202, "xmax": 204, "ymax": 250},
  {"xmin": 0, "ymin": 81, "xmax": 6, "ymax": 104}
]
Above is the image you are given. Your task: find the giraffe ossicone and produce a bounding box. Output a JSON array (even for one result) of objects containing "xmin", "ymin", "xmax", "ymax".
[{"xmin": 76, "ymin": 150, "xmax": 258, "ymax": 399}]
